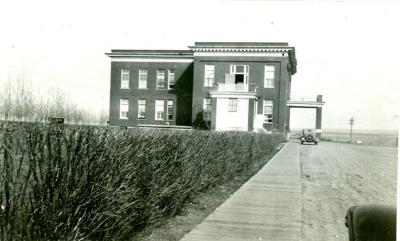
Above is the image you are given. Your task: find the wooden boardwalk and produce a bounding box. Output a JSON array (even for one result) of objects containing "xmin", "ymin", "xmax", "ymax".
[{"xmin": 180, "ymin": 143, "xmax": 302, "ymax": 241}]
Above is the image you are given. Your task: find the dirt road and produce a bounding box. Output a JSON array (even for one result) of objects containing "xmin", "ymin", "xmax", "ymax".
[{"xmin": 300, "ymin": 142, "xmax": 397, "ymax": 241}]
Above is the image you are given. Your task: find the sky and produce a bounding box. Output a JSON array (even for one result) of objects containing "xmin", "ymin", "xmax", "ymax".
[{"xmin": 0, "ymin": 0, "xmax": 399, "ymax": 131}]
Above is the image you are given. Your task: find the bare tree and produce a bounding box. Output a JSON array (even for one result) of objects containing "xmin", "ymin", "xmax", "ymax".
[
  {"xmin": 0, "ymin": 79, "xmax": 14, "ymax": 120},
  {"xmin": 0, "ymin": 74, "xmax": 106, "ymax": 125}
]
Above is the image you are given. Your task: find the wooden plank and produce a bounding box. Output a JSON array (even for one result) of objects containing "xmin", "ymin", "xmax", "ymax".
[{"xmin": 180, "ymin": 143, "xmax": 302, "ymax": 241}]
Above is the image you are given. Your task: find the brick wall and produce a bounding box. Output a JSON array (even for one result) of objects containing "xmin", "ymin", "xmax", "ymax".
[
  {"xmin": 192, "ymin": 55, "xmax": 291, "ymax": 132},
  {"xmin": 109, "ymin": 62, "xmax": 193, "ymax": 127}
]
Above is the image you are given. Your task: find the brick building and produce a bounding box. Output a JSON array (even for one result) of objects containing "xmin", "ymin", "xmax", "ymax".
[{"xmin": 106, "ymin": 42, "xmax": 297, "ymax": 132}]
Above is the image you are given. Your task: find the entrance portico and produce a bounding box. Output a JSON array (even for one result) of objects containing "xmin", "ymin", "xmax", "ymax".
[
  {"xmin": 210, "ymin": 86, "xmax": 258, "ymax": 131},
  {"xmin": 287, "ymin": 95, "xmax": 325, "ymax": 138}
]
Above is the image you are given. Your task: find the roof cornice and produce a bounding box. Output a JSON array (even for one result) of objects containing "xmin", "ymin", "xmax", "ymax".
[{"xmin": 188, "ymin": 47, "xmax": 293, "ymax": 52}]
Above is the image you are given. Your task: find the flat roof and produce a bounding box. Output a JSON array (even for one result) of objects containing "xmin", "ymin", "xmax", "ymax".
[
  {"xmin": 106, "ymin": 49, "xmax": 193, "ymax": 57},
  {"xmin": 193, "ymin": 42, "xmax": 290, "ymax": 47}
]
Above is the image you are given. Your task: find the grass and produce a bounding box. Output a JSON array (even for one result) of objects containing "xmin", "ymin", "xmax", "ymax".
[
  {"xmin": 321, "ymin": 131, "xmax": 398, "ymax": 147},
  {"xmin": 0, "ymin": 121, "xmax": 285, "ymax": 241}
]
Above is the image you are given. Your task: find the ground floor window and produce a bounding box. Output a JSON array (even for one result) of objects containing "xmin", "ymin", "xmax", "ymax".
[
  {"xmin": 137, "ymin": 99, "xmax": 146, "ymax": 119},
  {"xmin": 167, "ymin": 100, "xmax": 173, "ymax": 120},
  {"xmin": 155, "ymin": 100, "xmax": 164, "ymax": 120},
  {"xmin": 120, "ymin": 99, "xmax": 129, "ymax": 119},
  {"xmin": 228, "ymin": 98, "xmax": 238, "ymax": 112},
  {"xmin": 203, "ymin": 98, "xmax": 212, "ymax": 120},
  {"xmin": 263, "ymin": 100, "xmax": 273, "ymax": 123}
]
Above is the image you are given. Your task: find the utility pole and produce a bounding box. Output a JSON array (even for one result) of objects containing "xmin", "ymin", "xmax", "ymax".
[{"xmin": 349, "ymin": 117, "xmax": 355, "ymax": 143}]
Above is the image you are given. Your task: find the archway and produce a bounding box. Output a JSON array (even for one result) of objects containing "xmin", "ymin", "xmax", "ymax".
[{"xmin": 287, "ymin": 95, "xmax": 325, "ymax": 138}]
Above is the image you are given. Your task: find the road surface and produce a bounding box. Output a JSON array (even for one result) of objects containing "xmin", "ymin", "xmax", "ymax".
[
  {"xmin": 300, "ymin": 142, "xmax": 397, "ymax": 241},
  {"xmin": 179, "ymin": 142, "xmax": 397, "ymax": 241}
]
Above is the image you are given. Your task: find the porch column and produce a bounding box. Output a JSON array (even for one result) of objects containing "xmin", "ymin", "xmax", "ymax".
[
  {"xmin": 211, "ymin": 97, "xmax": 217, "ymax": 130},
  {"xmin": 316, "ymin": 107, "xmax": 322, "ymax": 138},
  {"xmin": 315, "ymin": 95, "xmax": 323, "ymax": 138},
  {"xmin": 248, "ymin": 99, "xmax": 255, "ymax": 131}
]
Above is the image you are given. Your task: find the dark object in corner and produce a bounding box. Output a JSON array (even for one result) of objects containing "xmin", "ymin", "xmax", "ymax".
[
  {"xmin": 345, "ymin": 204, "xmax": 396, "ymax": 241},
  {"xmin": 48, "ymin": 117, "xmax": 64, "ymax": 124}
]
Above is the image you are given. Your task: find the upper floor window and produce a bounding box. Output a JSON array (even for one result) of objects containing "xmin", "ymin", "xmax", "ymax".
[
  {"xmin": 119, "ymin": 99, "xmax": 129, "ymax": 119},
  {"xmin": 204, "ymin": 65, "xmax": 215, "ymax": 87},
  {"xmin": 155, "ymin": 100, "xmax": 164, "ymax": 120},
  {"xmin": 120, "ymin": 69, "xmax": 130, "ymax": 89},
  {"xmin": 228, "ymin": 98, "xmax": 238, "ymax": 112},
  {"xmin": 168, "ymin": 70, "xmax": 175, "ymax": 89},
  {"xmin": 230, "ymin": 65, "xmax": 249, "ymax": 85},
  {"xmin": 167, "ymin": 100, "xmax": 174, "ymax": 121},
  {"xmin": 138, "ymin": 69, "xmax": 147, "ymax": 89},
  {"xmin": 203, "ymin": 98, "xmax": 212, "ymax": 120},
  {"xmin": 263, "ymin": 100, "xmax": 273, "ymax": 123},
  {"xmin": 137, "ymin": 99, "xmax": 146, "ymax": 119},
  {"xmin": 156, "ymin": 70, "xmax": 165, "ymax": 89},
  {"xmin": 264, "ymin": 65, "xmax": 275, "ymax": 88}
]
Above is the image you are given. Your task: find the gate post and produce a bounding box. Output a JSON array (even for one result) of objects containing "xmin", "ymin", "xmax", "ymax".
[{"xmin": 316, "ymin": 95, "xmax": 323, "ymax": 139}]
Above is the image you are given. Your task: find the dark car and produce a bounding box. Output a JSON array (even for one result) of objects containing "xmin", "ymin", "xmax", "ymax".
[{"xmin": 300, "ymin": 129, "xmax": 318, "ymax": 145}]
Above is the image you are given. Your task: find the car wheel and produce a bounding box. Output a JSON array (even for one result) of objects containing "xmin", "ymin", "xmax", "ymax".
[
  {"xmin": 315, "ymin": 141, "xmax": 318, "ymax": 145},
  {"xmin": 306, "ymin": 134, "xmax": 314, "ymax": 142}
]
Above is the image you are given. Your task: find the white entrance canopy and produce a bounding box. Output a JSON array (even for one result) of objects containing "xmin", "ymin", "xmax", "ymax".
[
  {"xmin": 287, "ymin": 100, "xmax": 325, "ymax": 108},
  {"xmin": 287, "ymin": 95, "xmax": 325, "ymax": 138}
]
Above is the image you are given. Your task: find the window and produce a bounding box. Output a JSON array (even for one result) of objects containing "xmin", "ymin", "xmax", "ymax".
[
  {"xmin": 228, "ymin": 98, "xmax": 238, "ymax": 112},
  {"xmin": 204, "ymin": 65, "xmax": 215, "ymax": 87},
  {"xmin": 168, "ymin": 70, "xmax": 175, "ymax": 89},
  {"xmin": 138, "ymin": 69, "xmax": 147, "ymax": 89},
  {"xmin": 203, "ymin": 98, "xmax": 212, "ymax": 120},
  {"xmin": 167, "ymin": 100, "xmax": 173, "ymax": 120},
  {"xmin": 119, "ymin": 99, "xmax": 129, "ymax": 119},
  {"xmin": 263, "ymin": 100, "xmax": 273, "ymax": 123},
  {"xmin": 264, "ymin": 65, "xmax": 275, "ymax": 88},
  {"xmin": 137, "ymin": 99, "xmax": 146, "ymax": 119},
  {"xmin": 156, "ymin": 70, "xmax": 165, "ymax": 89},
  {"xmin": 155, "ymin": 100, "xmax": 164, "ymax": 120},
  {"xmin": 230, "ymin": 65, "xmax": 249, "ymax": 84},
  {"xmin": 120, "ymin": 69, "xmax": 130, "ymax": 89}
]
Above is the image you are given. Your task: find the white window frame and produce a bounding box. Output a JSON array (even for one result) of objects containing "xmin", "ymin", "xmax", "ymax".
[
  {"xmin": 138, "ymin": 69, "xmax": 147, "ymax": 89},
  {"xmin": 264, "ymin": 65, "xmax": 275, "ymax": 88},
  {"xmin": 119, "ymin": 99, "xmax": 129, "ymax": 119},
  {"xmin": 155, "ymin": 100, "xmax": 165, "ymax": 120},
  {"xmin": 228, "ymin": 98, "xmax": 238, "ymax": 112},
  {"xmin": 137, "ymin": 99, "xmax": 146, "ymax": 119},
  {"xmin": 168, "ymin": 70, "xmax": 175, "ymax": 89},
  {"xmin": 156, "ymin": 70, "xmax": 165, "ymax": 89},
  {"xmin": 263, "ymin": 100, "xmax": 273, "ymax": 123},
  {"xmin": 120, "ymin": 69, "xmax": 130, "ymax": 89},
  {"xmin": 167, "ymin": 100, "xmax": 174, "ymax": 120},
  {"xmin": 230, "ymin": 65, "xmax": 249, "ymax": 84},
  {"xmin": 203, "ymin": 98, "xmax": 212, "ymax": 120},
  {"xmin": 204, "ymin": 65, "xmax": 215, "ymax": 87}
]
